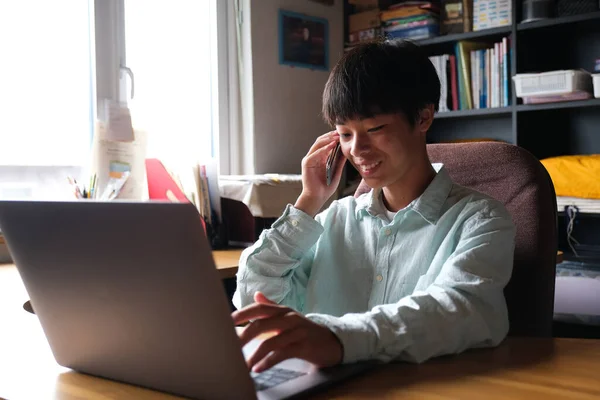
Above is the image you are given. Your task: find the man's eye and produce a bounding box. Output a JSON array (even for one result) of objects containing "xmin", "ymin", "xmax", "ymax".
[{"xmin": 367, "ymin": 125, "xmax": 385, "ymax": 132}]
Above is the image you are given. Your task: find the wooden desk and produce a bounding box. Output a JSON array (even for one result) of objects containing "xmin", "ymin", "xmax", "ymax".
[
  {"xmin": 212, "ymin": 248, "xmax": 244, "ymax": 279},
  {"xmin": 1, "ymin": 267, "xmax": 599, "ymax": 400},
  {"xmin": 3, "ymin": 257, "xmax": 599, "ymax": 400}
]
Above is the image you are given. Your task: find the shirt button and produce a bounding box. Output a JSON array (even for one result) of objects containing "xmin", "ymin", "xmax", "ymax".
[
  {"xmin": 291, "ymin": 219, "xmax": 299, "ymax": 227},
  {"xmin": 376, "ymin": 274, "xmax": 383, "ymax": 282},
  {"xmin": 384, "ymin": 228, "xmax": 392, "ymax": 236}
]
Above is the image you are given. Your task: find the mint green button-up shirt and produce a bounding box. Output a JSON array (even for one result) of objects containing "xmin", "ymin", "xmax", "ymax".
[{"xmin": 233, "ymin": 164, "xmax": 516, "ymax": 364}]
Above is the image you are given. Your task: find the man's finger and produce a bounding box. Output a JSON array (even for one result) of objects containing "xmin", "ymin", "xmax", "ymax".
[
  {"xmin": 306, "ymin": 131, "xmax": 337, "ymax": 155},
  {"xmin": 304, "ymin": 141, "xmax": 339, "ymax": 169},
  {"xmin": 231, "ymin": 303, "xmax": 288, "ymax": 326},
  {"xmin": 253, "ymin": 343, "xmax": 303, "ymax": 373},
  {"xmin": 238, "ymin": 312, "xmax": 302, "ymax": 347},
  {"xmin": 246, "ymin": 327, "xmax": 306, "ymax": 371},
  {"xmin": 254, "ymin": 291, "xmax": 277, "ymax": 305}
]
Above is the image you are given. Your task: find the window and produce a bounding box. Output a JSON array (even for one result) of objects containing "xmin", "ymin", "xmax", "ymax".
[
  {"xmin": 123, "ymin": 0, "xmax": 215, "ymax": 165},
  {"xmin": 0, "ymin": 0, "xmax": 227, "ymax": 200},
  {"xmin": 0, "ymin": 0, "xmax": 94, "ymax": 167}
]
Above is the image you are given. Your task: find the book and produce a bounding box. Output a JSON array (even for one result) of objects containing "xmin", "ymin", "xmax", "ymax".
[
  {"xmin": 449, "ymin": 54, "xmax": 459, "ymax": 110},
  {"xmin": 383, "ymin": 14, "xmax": 432, "ymax": 26},
  {"xmin": 383, "ymin": 17, "xmax": 437, "ymax": 32},
  {"xmin": 381, "ymin": 4, "xmax": 438, "ymax": 22},
  {"xmin": 386, "ymin": 24, "xmax": 439, "ymax": 39},
  {"xmin": 455, "ymin": 40, "xmax": 488, "ymax": 109}
]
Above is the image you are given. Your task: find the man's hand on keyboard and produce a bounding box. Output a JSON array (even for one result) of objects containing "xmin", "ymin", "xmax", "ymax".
[{"xmin": 232, "ymin": 291, "xmax": 343, "ymax": 373}]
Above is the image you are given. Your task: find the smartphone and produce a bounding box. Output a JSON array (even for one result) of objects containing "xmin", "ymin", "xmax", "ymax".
[{"xmin": 325, "ymin": 142, "xmax": 342, "ymax": 186}]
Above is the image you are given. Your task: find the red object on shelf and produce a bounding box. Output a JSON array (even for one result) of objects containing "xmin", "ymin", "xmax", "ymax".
[{"xmin": 145, "ymin": 158, "xmax": 206, "ymax": 233}]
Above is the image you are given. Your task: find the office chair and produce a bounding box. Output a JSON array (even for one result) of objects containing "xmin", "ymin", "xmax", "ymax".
[{"xmin": 355, "ymin": 142, "xmax": 558, "ymax": 337}]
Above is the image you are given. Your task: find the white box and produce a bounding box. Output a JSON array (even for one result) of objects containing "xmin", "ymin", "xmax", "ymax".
[
  {"xmin": 594, "ymin": 74, "xmax": 600, "ymax": 98},
  {"xmin": 473, "ymin": 0, "xmax": 512, "ymax": 31},
  {"xmin": 513, "ymin": 70, "xmax": 592, "ymax": 98}
]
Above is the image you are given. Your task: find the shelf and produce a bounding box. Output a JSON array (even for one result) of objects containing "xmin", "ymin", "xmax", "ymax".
[
  {"xmin": 517, "ymin": 11, "xmax": 600, "ymax": 31},
  {"xmin": 516, "ymin": 98, "xmax": 600, "ymax": 112},
  {"xmin": 436, "ymin": 107, "xmax": 513, "ymax": 119},
  {"xmin": 435, "ymin": 99, "xmax": 600, "ymax": 118},
  {"xmin": 416, "ymin": 26, "xmax": 512, "ymax": 46}
]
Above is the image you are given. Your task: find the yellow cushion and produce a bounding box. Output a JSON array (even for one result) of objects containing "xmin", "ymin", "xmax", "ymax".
[{"xmin": 541, "ymin": 154, "xmax": 600, "ymax": 199}]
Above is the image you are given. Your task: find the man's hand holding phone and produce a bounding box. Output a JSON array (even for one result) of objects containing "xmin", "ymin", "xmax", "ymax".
[
  {"xmin": 294, "ymin": 131, "xmax": 346, "ymax": 218},
  {"xmin": 326, "ymin": 142, "xmax": 341, "ymax": 186}
]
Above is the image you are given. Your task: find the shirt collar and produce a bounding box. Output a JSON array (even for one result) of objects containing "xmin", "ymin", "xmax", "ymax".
[{"xmin": 354, "ymin": 163, "xmax": 453, "ymax": 224}]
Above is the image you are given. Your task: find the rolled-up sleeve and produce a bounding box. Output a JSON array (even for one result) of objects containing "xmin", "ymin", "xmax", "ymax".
[
  {"xmin": 232, "ymin": 204, "xmax": 324, "ymax": 311},
  {"xmin": 307, "ymin": 205, "xmax": 515, "ymax": 364}
]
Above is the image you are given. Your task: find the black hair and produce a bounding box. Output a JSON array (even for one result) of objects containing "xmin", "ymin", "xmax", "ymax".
[{"xmin": 322, "ymin": 39, "xmax": 440, "ymax": 127}]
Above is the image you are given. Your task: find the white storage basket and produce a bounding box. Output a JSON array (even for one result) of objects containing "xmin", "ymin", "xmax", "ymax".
[{"xmin": 513, "ymin": 70, "xmax": 592, "ymax": 98}]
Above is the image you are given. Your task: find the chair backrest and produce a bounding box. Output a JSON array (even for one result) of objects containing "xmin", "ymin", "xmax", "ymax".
[{"xmin": 355, "ymin": 142, "xmax": 557, "ymax": 337}]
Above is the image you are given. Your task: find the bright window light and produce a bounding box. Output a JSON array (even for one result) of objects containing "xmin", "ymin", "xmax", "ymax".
[
  {"xmin": 0, "ymin": 0, "xmax": 93, "ymax": 166},
  {"xmin": 124, "ymin": 0, "xmax": 214, "ymax": 165}
]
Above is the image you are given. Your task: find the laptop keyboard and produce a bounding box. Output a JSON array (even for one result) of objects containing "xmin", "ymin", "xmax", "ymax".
[{"xmin": 251, "ymin": 367, "xmax": 307, "ymax": 391}]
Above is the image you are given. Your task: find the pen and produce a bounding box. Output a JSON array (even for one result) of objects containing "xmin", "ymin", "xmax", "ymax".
[
  {"xmin": 68, "ymin": 177, "xmax": 83, "ymax": 199},
  {"xmin": 91, "ymin": 174, "xmax": 97, "ymax": 199}
]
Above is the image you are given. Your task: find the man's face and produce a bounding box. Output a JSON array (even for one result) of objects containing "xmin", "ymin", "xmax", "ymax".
[{"xmin": 335, "ymin": 112, "xmax": 428, "ymax": 189}]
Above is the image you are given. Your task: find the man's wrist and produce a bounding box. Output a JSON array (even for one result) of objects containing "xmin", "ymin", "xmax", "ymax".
[
  {"xmin": 327, "ymin": 327, "xmax": 344, "ymax": 365},
  {"xmin": 294, "ymin": 194, "xmax": 324, "ymax": 218}
]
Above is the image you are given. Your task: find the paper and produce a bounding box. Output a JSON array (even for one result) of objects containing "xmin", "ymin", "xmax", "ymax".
[
  {"xmin": 203, "ymin": 158, "xmax": 222, "ymax": 223},
  {"xmin": 105, "ymin": 102, "xmax": 135, "ymax": 142},
  {"xmin": 91, "ymin": 122, "xmax": 148, "ymax": 200}
]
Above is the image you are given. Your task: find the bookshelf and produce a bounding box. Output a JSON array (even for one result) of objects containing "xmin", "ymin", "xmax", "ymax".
[
  {"xmin": 516, "ymin": 10, "xmax": 600, "ymax": 31},
  {"xmin": 516, "ymin": 98, "xmax": 600, "ymax": 112},
  {"xmin": 341, "ymin": 0, "xmax": 600, "ymax": 177},
  {"xmin": 341, "ymin": 1, "xmax": 600, "ymax": 276},
  {"xmin": 418, "ymin": 25, "xmax": 511, "ymax": 46},
  {"xmin": 434, "ymin": 106, "xmax": 512, "ymax": 118}
]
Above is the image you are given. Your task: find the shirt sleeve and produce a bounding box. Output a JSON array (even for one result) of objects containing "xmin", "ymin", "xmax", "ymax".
[
  {"xmin": 306, "ymin": 202, "xmax": 516, "ymax": 364},
  {"xmin": 232, "ymin": 204, "xmax": 325, "ymax": 311}
]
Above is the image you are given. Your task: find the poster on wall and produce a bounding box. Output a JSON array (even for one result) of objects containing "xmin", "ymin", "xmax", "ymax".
[{"xmin": 279, "ymin": 10, "xmax": 329, "ymax": 71}]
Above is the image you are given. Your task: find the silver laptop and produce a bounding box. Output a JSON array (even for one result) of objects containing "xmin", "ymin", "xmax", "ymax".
[{"xmin": 0, "ymin": 200, "xmax": 373, "ymax": 400}]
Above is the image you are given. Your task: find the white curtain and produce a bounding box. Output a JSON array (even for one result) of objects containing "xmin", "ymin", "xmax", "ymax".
[{"xmin": 225, "ymin": 0, "xmax": 255, "ymax": 175}]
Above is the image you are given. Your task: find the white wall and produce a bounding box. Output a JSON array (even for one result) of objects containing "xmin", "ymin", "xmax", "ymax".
[{"xmin": 249, "ymin": 0, "xmax": 343, "ymax": 174}]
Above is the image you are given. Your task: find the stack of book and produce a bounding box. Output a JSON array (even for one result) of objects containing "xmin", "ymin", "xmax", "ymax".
[
  {"xmin": 430, "ymin": 37, "xmax": 511, "ymax": 112},
  {"xmin": 381, "ymin": 1, "xmax": 440, "ymax": 40}
]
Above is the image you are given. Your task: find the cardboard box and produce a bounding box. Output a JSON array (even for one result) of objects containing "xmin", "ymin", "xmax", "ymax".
[
  {"xmin": 349, "ymin": 9, "xmax": 381, "ymax": 33},
  {"xmin": 441, "ymin": 0, "xmax": 472, "ymax": 34},
  {"xmin": 348, "ymin": 27, "xmax": 381, "ymax": 44},
  {"xmin": 349, "ymin": 0, "xmax": 379, "ymax": 11}
]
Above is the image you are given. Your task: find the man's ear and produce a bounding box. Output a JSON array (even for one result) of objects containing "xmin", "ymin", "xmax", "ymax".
[{"xmin": 418, "ymin": 104, "xmax": 435, "ymax": 134}]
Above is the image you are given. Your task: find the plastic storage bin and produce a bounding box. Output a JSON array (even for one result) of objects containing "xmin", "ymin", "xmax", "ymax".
[
  {"xmin": 594, "ymin": 74, "xmax": 600, "ymax": 98},
  {"xmin": 513, "ymin": 70, "xmax": 593, "ymax": 98}
]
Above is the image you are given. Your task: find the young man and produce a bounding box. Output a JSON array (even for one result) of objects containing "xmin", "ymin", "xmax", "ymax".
[{"xmin": 232, "ymin": 40, "xmax": 515, "ymax": 373}]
